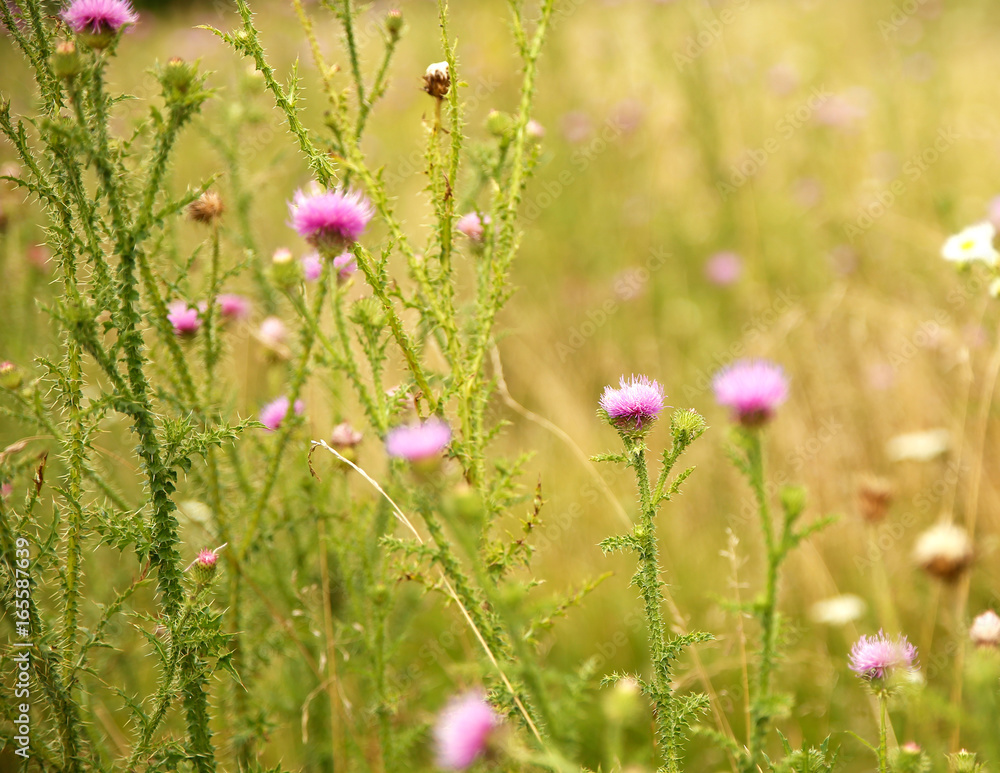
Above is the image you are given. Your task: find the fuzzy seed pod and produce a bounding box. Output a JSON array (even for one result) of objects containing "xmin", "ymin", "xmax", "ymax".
[
  {"xmin": 187, "ymin": 191, "xmax": 225, "ymax": 225},
  {"xmin": 423, "ymin": 61, "xmax": 450, "ymax": 99},
  {"xmin": 857, "ymin": 474, "xmax": 893, "ymax": 523},
  {"xmin": 913, "ymin": 521, "xmax": 973, "ymax": 582}
]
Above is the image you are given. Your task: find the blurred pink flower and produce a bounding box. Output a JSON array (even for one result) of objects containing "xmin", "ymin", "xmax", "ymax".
[
  {"xmin": 713, "ymin": 359, "xmax": 788, "ymax": 426},
  {"xmin": 385, "ymin": 418, "xmax": 451, "ymax": 462},
  {"xmin": 258, "ymin": 316, "xmax": 287, "ymax": 349},
  {"xmin": 260, "ymin": 395, "xmax": 304, "ymax": 432},
  {"xmin": 332, "ymin": 252, "xmax": 357, "ymax": 281},
  {"xmin": 434, "ymin": 692, "xmax": 500, "ymax": 770},
  {"xmin": 217, "ymin": 294, "xmax": 250, "ymax": 321},
  {"xmin": 301, "ymin": 252, "xmax": 323, "ymax": 281},
  {"xmin": 62, "ymin": 0, "xmax": 137, "ymax": 34},
  {"xmin": 167, "ymin": 301, "xmax": 200, "ymax": 337},
  {"xmin": 704, "ymin": 251, "xmax": 743, "ymax": 285},
  {"xmin": 456, "ymin": 212, "xmax": 489, "ymax": 242}
]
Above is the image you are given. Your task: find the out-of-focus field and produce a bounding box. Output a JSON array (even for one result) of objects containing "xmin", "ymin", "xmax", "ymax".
[{"xmin": 3, "ymin": 0, "xmax": 1000, "ymax": 769}]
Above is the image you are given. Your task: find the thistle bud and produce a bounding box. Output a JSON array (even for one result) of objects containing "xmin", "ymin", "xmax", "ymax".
[
  {"xmin": 192, "ymin": 549, "xmax": 218, "ymax": 584},
  {"xmin": 385, "ymin": 9, "xmax": 403, "ymax": 40},
  {"xmin": 486, "ymin": 109, "xmax": 513, "ymax": 139},
  {"xmin": 891, "ymin": 743, "xmax": 930, "ymax": 773},
  {"xmin": 187, "ymin": 191, "xmax": 225, "ymax": 225},
  {"xmin": 422, "ymin": 61, "xmax": 450, "ymax": 99},
  {"xmin": 949, "ymin": 750, "xmax": 985, "ymax": 773},
  {"xmin": 0, "ymin": 361, "xmax": 23, "ymax": 390},
  {"xmin": 330, "ymin": 422, "xmax": 363, "ymax": 450},
  {"xmin": 269, "ymin": 247, "xmax": 303, "ymax": 288},
  {"xmin": 159, "ymin": 57, "xmax": 200, "ymax": 102},
  {"xmin": 51, "ymin": 40, "xmax": 82, "ymax": 79},
  {"xmin": 913, "ymin": 521, "xmax": 974, "ymax": 582}
]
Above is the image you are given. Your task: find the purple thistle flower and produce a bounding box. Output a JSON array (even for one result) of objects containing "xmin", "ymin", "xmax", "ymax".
[
  {"xmin": 434, "ymin": 691, "xmax": 500, "ymax": 770},
  {"xmin": 713, "ymin": 359, "xmax": 788, "ymax": 426},
  {"xmin": 166, "ymin": 300, "xmax": 200, "ymax": 337},
  {"xmin": 289, "ymin": 187, "xmax": 373, "ymax": 252},
  {"xmin": 456, "ymin": 212, "xmax": 490, "ymax": 242},
  {"xmin": 62, "ymin": 0, "xmax": 137, "ymax": 35},
  {"xmin": 704, "ymin": 251, "xmax": 743, "ymax": 285},
  {"xmin": 195, "ymin": 549, "xmax": 217, "ymax": 569},
  {"xmin": 301, "ymin": 252, "xmax": 323, "ymax": 282},
  {"xmin": 217, "ymin": 294, "xmax": 250, "ymax": 321},
  {"xmin": 599, "ymin": 375, "xmax": 666, "ymax": 435},
  {"xmin": 332, "ymin": 251, "xmax": 357, "ymax": 282},
  {"xmin": 385, "ymin": 418, "xmax": 451, "ymax": 462},
  {"xmin": 260, "ymin": 396, "xmax": 304, "ymax": 432},
  {"xmin": 849, "ymin": 630, "xmax": 917, "ymax": 681}
]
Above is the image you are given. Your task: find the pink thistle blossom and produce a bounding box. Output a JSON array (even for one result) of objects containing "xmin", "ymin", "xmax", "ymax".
[
  {"xmin": 166, "ymin": 301, "xmax": 200, "ymax": 337},
  {"xmin": 704, "ymin": 251, "xmax": 743, "ymax": 285},
  {"xmin": 258, "ymin": 316, "xmax": 287, "ymax": 349},
  {"xmin": 332, "ymin": 252, "xmax": 357, "ymax": 281},
  {"xmin": 195, "ymin": 549, "xmax": 217, "ymax": 569},
  {"xmin": 849, "ymin": 630, "xmax": 917, "ymax": 681},
  {"xmin": 433, "ymin": 691, "xmax": 500, "ymax": 770},
  {"xmin": 259, "ymin": 396, "xmax": 304, "ymax": 432},
  {"xmin": 1, "ymin": 481, "xmax": 12, "ymax": 499},
  {"xmin": 289, "ymin": 187, "xmax": 373, "ymax": 251},
  {"xmin": 385, "ymin": 418, "xmax": 451, "ymax": 462},
  {"xmin": 713, "ymin": 359, "xmax": 788, "ymax": 426},
  {"xmin": 456, "ymin": 212, "xmax": 490, "ymax": 242},
  {"xmin": 599, "ymin": 375, "xmax": 665, "ymax": 435},
  {"xmin": 216, "ymin": 294, "xmax": 250, "ymax": 321},
  {"xmin": 62, "ymin": 0, "xmax": 137, "ymax": 35},
  {"xmin": 969, "ymin": 610, "xmax": 1000, "ymax": 648},
  {"xmin": 301, "ymin": 252, "xmax": 323, "ymax": 281}
]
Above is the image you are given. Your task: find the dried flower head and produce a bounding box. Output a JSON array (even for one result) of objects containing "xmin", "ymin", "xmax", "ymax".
[
  {"xmin": 713, "ymin": 359, "xmax": 788, "ymax": 426},
  {"xmin": 969, "ymin": 610, "xmax": 1000, "ymax": 648},
  {"xmin": 913, "ymin": 521, "xmax": 973, "ymax": 582},
  {"xmin": 62, "ymin": 0, "xmax": 137, "ymax": 47},
  {"xmin": 187, "ymin": 191, "xmax": 224, "ymax": 224},
  {"xmin": 857, "ymin": 474, "xmax": 893, "ymax": 523},
  {"xmin": 941, "ymin": 223, "xmax": 999, "ymax": 266},
  {"xmin": 599, "ymin": 375, "xmax": 666, "ymax": 436},
  {"xmin": 423, "ymin": 61, "xmax": 451, "ymax": 98},
  {"xmin": 166, "ymin": 301, "xmax": 200, "ymax": 337},
  {"xmin": 259, "ymin": 396, "xmax": 304, "ymax": 432},
  {"xmin": 849, "ymin": 630, "xmax": 917, "ymax": 682},
  {"xmin": 289, "ymin": 187, "xmax": 373, "ymax": 253},
  {"xmin": 386, "ymin": 418, "xmax": 451, "ymax": 462},
  {"xmin": 433, "ymin": 692, "xmax": 499, "ymax": 770}
]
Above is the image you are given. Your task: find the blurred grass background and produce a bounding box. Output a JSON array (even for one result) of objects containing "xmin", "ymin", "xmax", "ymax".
[{"xmin": 3, "ymin": 0, "xmax": 1000, "ymax": 770}]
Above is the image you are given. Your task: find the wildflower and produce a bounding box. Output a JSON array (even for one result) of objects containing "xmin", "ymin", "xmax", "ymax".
[
  {"xmin": 913, "ymin": 521, "xmax": 973, "ymax": 582},
  {"xmin": 712, "ymin": 359, "xmax": 788, "ymax": 426},
  {"xmin": 386, "ymin": 418, "xmax": 451, "ymax": 462},
  {"xmin": 166, "ymin": 301, "xmax": 200, "ymax": 337},
  {"xmin": 332, "ymin": 252, "xmax": 357, "ymax": 282},
  {"xmin": 423, "ymin": 61, "xmax": 450, "ymax": 99},
  {"xmin": 599, "ymin": 375, "xmax": 666, "ymax": 436},
  {"xmin": 941, "ymin": 223, "xmax": 999, "ymax": 266},
  {"xmin": 456, "ymin": 212, "xmax": 489, "ymax": 243},
  {"xmin": 62, "ymin": 0, "xmax": 137, "ymax": 48},
  {"xmin": 258, "ymin": 316, "xmax": 288, "ymax": 350},
  {"xmin": 969, "ymin": 610, "xmax": 1000, "ymax": 649},
  {"xmin": 330, "ymin": 422, "xmax": 363, "ymax": 449},
  {"xmin": 1, "ymin": 481, "xmax": 11, "ymax": 499},
  {"xmin": 857, "ymin": 474, "xmax": 893, "ymax": 523},
  {"xmin": 187, "ymin": 191, "xmax": 224, "ymax": 224},
  {"xmin": 216, "ymin": 294, "xmax": 250, "ymax": 321},
  {"xmin": 809, "ymin": 594, "xmax": 866, "ymax": 626},
  {"xmin": 259, "ymin": 396, "xmax": 304, "ymax": 432},
  {"xmin": 885, "ymin": 429, "xmax": 951, "ymax": 462},
  {"xmin": 192, "ymin": 549, "xmax": 218, "ymax": 584},
  {"xmin": 526, "ymin": 119, "xmax": 545, "ymax": 140},
  {"xmin": 849, "ymin": 630, "xmax": 917, "ymax": 682},
  {"xmin": 301, "ymin": 252, "xmax": 323, "ymax": 282},
  {"xmin": 704, "ymin": 251, "xmax": 743, "ymax": 285},
  {"xmin": 289, "ymin": 187, "xmax": 373, "ymax": 252},
  {"xmin": 433, "ymin": 692, "xmax": 500, "ymax": 770},
  {"xmin": 385, "ymin": 9, "xmax": 403, "ymax": 39}
]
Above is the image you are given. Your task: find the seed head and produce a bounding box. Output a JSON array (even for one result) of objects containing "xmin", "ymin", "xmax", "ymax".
[
  {"xmin": 423, "ymin": 61, "xmax": 450, "ymax": 99},
  {"xmin": 187, "ymin": 191, "xmax": 224, "ymax": 225},
  {"xmin": 913, "ymin": 521, "xmax": 973, "ymax": 582}
]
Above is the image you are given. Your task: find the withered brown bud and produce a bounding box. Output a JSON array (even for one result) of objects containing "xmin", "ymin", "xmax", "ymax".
[
  {"xmin": 857, "ymin": 474, "xmax": 893, "ymax": 523},
  {"xmin": 913, "ymin": 521, "xmax": 974, "ymax": 582},
  {"xmin": 422, "ymin": 61, "xmax": 450, "ymax": 99},
  {"xmin": 187, "ymin": 191, "xmax": 225, "ymax": 225}
]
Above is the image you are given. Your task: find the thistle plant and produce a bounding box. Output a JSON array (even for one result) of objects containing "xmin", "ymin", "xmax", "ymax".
[
  {"xmin": 713, "ymin": 359, "xmax": 836, "ymax": 773},
  {"xmin": 595, "ymin": 375, "xmax": 713, "ymax": 772}
]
